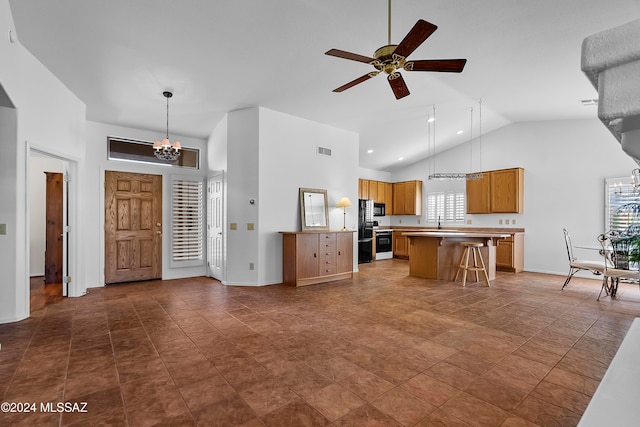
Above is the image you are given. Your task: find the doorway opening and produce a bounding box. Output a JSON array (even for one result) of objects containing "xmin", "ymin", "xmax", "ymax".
[{"xmin": 28, "ymin": 150, "xmax": 70, "ymax": 312}]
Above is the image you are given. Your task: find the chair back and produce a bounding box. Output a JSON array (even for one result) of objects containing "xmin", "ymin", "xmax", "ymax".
[{"xmin": 563, "ymin": 228, "xmax": 575, "ymax": 262}]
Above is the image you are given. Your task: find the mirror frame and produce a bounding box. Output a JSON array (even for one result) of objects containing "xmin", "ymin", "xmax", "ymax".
[{"xmin": 299, "ymin": 188, "xmax": 329, "ymax": 231}]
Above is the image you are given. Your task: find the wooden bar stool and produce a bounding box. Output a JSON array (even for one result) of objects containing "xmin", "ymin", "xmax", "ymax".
[{"xmin": 453, "ymin": 242, "xmax": 491, "ymax": 287}]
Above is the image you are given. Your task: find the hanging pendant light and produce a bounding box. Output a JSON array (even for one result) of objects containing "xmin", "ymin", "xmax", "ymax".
[
  {"xmin": 153, "ymin": 91, "xmax": 181, "ymax": 161},
  {"xmin": 427, "ymin": 102, "xmax": 483, "ymax": 181}
]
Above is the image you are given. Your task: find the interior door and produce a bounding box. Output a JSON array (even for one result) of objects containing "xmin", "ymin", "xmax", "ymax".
[
  {"xmin": 44, "ymin": 172, "xmax": 63, "ymax": 285},
  {"xmin": 208, "ymin": 172, "xmax": 224, "ymax": 281},
  {"xmin": 105, "ymin": 171, "xmax": 162, "ymax": 284}
]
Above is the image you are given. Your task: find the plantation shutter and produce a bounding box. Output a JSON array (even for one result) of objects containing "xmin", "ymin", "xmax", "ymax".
[
  {"xmin": 606, "ymin": 177, "xmax": 640, "ymax": 234},
  {"xmin": 172, "ymin": 177, "xmax": 204, "ymax": 264}
]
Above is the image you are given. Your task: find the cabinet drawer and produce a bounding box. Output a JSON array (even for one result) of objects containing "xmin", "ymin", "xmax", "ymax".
[{"xmin": 319, "ymin": 233, "xmax": 336, "ymax": 243}]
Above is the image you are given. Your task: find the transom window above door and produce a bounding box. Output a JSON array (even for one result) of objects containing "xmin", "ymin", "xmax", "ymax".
[{"xmin": 107, "ymin": 137, "xmax": 199, "ymax": 169}]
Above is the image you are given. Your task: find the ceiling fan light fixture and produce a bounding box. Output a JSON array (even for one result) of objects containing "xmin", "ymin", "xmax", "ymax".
[{"xmin": 325, "ymin": 0, "xmax": 466, "ymax": 99}]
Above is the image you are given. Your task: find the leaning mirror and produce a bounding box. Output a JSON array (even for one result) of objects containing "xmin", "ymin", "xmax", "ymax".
[{"xmin": 299, "ymin": 188, "xmax": 329, "ymax": 231}]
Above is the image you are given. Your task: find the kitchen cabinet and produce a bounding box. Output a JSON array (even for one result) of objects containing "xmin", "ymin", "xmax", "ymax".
[
  {"xmin": 466, "ymin": 168, "xmax": 524, "ymax": 214},
  {"xmin": 368, "ymin": 180, "xmax": 378, "ymax": 202},
  {"xmin": 393, "ymin": 232, "xmax": 409, "ymax": 259},
  {"xmin": 466, "ymin": 173, "xmax": 491, "ymax": 214},
  {"xmin": 358, "ymin": 179, "xmax": 369, "ymax": 200},
  {"xmin": 384, "ymin": 182, "xmax": 394, "ymax": 214},
  {"xmin": 393, "ymin": 180, "xmax": 422, "ymax": 215},
  {"xmin": 375, "ymin": 181, "xmax": 385, "ymax": 204},
  {"xmin": 281, "ymin": 231, "xmax": 354, "ymax": 286},
  {"xmin": 490, "ymin": 168, "xmax": 524, "ymax": 213},
  {"xmin": 496, "ymin": 232, "xmax": 524, "ymax": 272}
]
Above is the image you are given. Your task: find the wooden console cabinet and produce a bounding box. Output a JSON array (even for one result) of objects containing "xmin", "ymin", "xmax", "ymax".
[{"xmin": 281, "ymin": 231, "xmax": 354, "ymax": 286}]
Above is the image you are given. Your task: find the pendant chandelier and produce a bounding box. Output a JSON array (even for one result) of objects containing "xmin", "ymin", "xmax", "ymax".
[{"xmin": 153, "ymin": 91, "xmax": 181, "ymax": 161}]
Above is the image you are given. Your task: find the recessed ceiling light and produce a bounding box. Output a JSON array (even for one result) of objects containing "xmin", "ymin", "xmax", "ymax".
[
  {"xmin": 397, "ymin": 157, "xmax": 404, "ymax": 161},
  {"xmin": 456, "ymin": 130, "xmax": 464, "ymax": 135},
  {"xmin": 367, "ymin": 149, "xmax": 374, "ymax": 154},
  {"xmin": 427, "ymin": 117, "xmax": 435, "ymax": 123}
]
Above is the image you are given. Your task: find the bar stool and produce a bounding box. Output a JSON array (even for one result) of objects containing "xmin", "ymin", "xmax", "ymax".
[{"xmin": 453, "ymin": 242, "xmax": 491, "ymax": 287}]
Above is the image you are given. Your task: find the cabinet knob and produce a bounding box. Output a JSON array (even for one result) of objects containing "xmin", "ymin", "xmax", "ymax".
[{"xmin": 314, "ymin": 253, "xmax": 317, "ymax": 258}]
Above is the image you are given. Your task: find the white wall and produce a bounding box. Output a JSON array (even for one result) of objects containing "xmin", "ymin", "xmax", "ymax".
[
  {"xmin": 225, "ymin": 108, "xmax": 260, "ymax": 285},
  {"xmin": 0, "ymin": 0, "xmax": 86, "ymax": 323},
  {"xmin": 209, "ymin": 107, "xmax": 359, "ymax": 286},
  {"xmin": 82, "ymin": 121, "xmax": 209, "ymax": 288},
  {"xmin": 28, "ymin": 155, "xmax": 64, "ymax": 276},
  {"xmin": 258, "ymin": 108, "xmax": 360, "ymax": 285},
  {"xmin": 390, "ymin": 118, "xmax": 638, "ymax": 276}
]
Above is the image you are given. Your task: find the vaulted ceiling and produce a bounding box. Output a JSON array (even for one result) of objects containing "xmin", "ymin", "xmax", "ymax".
[{"xmin": 8, "ymin": 0, "xmax": 640, "ymax": 171}]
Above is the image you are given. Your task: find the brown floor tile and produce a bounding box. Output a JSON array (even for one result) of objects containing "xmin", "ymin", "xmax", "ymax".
[
  {"xmin": 425, "ymin": 361, "xmax": 479, "ymax": 389},
  {"xmin": 512, "ymin": 395, "xmax": 581, "ymax": 427},
  {"xmin": 334, "ymin": 403, "xmax": 403, "ymax": 426},
  {"xmin": 192, "ymin": 394, "xmax": 259, "ymax": 426},
  {"xmin": 440, "ymin": 392, "xmax": 509, "ymax": 427},
  {"xmin": 5, "ymin": 267, "xmax": 637, "ymax": 426},
  {"xmin": 240, "ymin": 378, "xmax": 298, "ymax": 416},
  {"xmin": 372, "ymin": 386, "xmax": 436, "ymax": 426},
  {"xmin": 261, "ymin": 398, "xmax": 330, "ymax": 426},
  {"xmin": 402, "ymin": 373, "xmax": 460, "ymax": 407},
  {"xmin": 482, "ymin": 354, "xmax": 552, "ymax": 394},
  {"xmin": 304, "ymin": 383, "xmax": 365, "ymax": 421},
  {"xmin": 464, "ymin": 376, "xmax": 527, "ymax": 411},
  {"xmin": 529, "ymin": 380, "xmax": 591, "ymax": 415}
]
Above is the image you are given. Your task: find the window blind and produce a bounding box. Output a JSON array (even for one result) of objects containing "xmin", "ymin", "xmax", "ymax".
[
  {"xmin": 172, "ymin": 178, "xmax": 204, "ymax": 262},
  {"xmin": 427, "ymin": 191, "xmax": 465, "ymax": 223},
  {"xmin": 606, "ymin": 177, "xmax": 640, "ymax": 234}
]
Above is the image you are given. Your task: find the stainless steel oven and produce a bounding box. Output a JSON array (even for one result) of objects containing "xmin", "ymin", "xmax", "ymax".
[{"xmin": 375, "ymin": 229, "xmax": 393, "ymax": 260}]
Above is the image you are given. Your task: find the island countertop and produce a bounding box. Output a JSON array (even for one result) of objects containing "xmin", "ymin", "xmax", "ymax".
[
  {"xmin": 403, "ymin": 231, "xmax": 510, "ymax": 281},
  {"xmin": 402, "ymin": 231, "xmax": 511, "ymax": 239}
]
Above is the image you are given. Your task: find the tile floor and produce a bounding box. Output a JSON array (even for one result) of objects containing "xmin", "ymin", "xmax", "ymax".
[{"xmin": 1, "ymin": 259, "xmax": 639, "ymax": 426}]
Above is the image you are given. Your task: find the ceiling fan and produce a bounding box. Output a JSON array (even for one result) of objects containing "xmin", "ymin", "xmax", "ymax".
[{"xmin": 325, "ymin": 0, "xmax": 467, "ymax": 99}]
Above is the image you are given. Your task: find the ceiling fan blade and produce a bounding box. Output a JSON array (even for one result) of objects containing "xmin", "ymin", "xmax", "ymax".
[
  {"xmin": 393, "ymin": 19, "xmax": 438, "ymax": 59},
  {"xmin": 387, "ymin": 73, "xmax": 410, "ymax": 99},
  {"xmin": 325, "ymin": 48, "xmax": 376, "ymax": 64},
  {"xmin": 405, "ymin": 59, "xmax": 467, "ymax": 73},
  {"xmin": 332, "ymin": 72, "xmax": 379, "ymax": 92}
]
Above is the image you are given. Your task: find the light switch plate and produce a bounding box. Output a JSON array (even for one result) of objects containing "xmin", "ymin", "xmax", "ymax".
[
  {"xmin": 0, "ymin": 224, "xmax": 6, "ymax": 235},
  {"xmin": 230, "ymin": 223, "xmax": 237, "ymax": 230},
  {"xmin": 247, "ymin": 223, "xmax": 255, "ymax": 230}
]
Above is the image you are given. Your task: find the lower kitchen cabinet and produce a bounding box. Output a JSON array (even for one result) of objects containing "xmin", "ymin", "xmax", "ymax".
[
  {"xmin": 281, "ymin": 231, "xmax": 354, "ymax": 286},
  {"xmin": 496, "ymin": 232, "xmax": 524, "ymax": 272},
  {"xmin": 393, "ymin": 232, "xmax": 409, "ymax": 259}
]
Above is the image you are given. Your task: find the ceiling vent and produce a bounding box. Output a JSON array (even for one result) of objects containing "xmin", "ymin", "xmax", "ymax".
[
  {"xmin": 317, "ymin": 146, "xmax": 332, "ymax": 156},
  {"xmin": 581, "ymin": 99, "xmax": 598, "ymax": 106}
]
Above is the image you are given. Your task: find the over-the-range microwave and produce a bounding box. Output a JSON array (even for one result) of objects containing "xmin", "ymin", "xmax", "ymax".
[{"xmin": 373, "ymin": 203, "xmax": 385, "ymax": 217}]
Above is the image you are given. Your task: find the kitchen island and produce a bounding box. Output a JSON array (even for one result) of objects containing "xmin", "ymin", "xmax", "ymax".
[{"xmin": 403, "ymin": 231, "xmax": 511, "ymax": 281}]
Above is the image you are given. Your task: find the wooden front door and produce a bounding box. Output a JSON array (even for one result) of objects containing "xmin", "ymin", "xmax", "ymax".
[
  {"xmin": 105, "ymin": 171, "xmax": 162, "ymax": 284},
  {"xmin": 45, "ymin": 172, "xmax": 63, "ymax": 284}
]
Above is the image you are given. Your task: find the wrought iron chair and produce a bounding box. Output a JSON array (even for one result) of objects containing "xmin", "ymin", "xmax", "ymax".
[
  {"xmin": 597, "ymin": 233, "xmax": 640, "ymax": 300},
  {"xmin": 562, "ymin": 228, "xmax": 606, "ymax": 289}
]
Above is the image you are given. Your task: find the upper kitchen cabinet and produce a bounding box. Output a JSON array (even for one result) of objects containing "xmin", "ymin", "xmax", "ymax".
[
  {"xmin": 358, "ymin": 179, "xmax": 369, "ymax": 199},
  {"xmin": 466, "ymin": 168, "xmax": 524, "ymax": 214},
  {"xmin": 466, "ymin": 172, "xmax": 491, "ymax": 214},
  {"xmin": 393, "ymin": 180, "xmax": 423, "ymax": 215},
  {"xmin": 490, "ymin": 168, "xmax": 524, "ymax": 213},
  {"xmin": 384, "ymin": 182, "xmax": 393, "ymax": 215}
]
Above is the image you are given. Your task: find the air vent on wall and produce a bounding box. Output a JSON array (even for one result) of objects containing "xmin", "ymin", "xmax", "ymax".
[
  {"xmin": 580, "ymin": 99, "xmax": 598, "ymax": 106},
  {"xmin": 317, "ymin": 146, "xmax": 332, "ymax": 156}
]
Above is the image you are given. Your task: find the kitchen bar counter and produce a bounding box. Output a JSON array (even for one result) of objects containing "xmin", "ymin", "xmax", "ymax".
[{"xmin": 403, "ymin": 231, "xmax": 511, "ymax": 281}]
